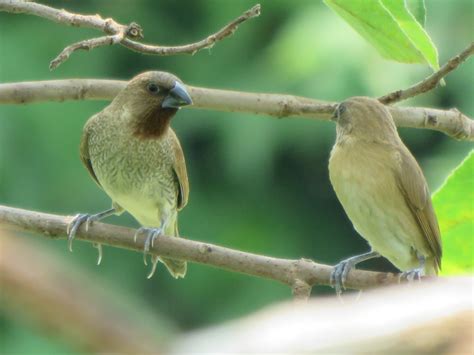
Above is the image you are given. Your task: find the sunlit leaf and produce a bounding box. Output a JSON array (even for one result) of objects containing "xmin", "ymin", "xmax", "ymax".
[
  {"xmin": 433, "ymin": 151, "xmax": 473, "ymax": 275},
  {"xmin": 324, "ymin": 0, "xmax": 439, "ymax": 70},
  {"xmin": 405, "ymin": 0, "xmax": 426, "ymax": 27}
]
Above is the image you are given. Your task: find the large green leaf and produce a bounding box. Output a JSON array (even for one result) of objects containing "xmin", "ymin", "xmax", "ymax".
[
  {"xmin": 324, "ymin": 0, "xmax": 439, "ymax": 71},
  {"xmin": 433, "ymin": 151, "xmax": 473, "ymax": 275},
  {"xmin": 405, "ymin": 0, "xmax": 426, "ymax": 27}
]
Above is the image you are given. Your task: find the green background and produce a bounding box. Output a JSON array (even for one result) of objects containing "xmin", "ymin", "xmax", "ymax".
[{"xmin": 0, "ymin": 0, "xmax": 472, "ymax": 352}]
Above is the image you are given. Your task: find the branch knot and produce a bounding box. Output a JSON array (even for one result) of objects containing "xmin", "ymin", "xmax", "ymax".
[{"xmin": 126, "ymin": 22, "xmax": 143, "ymax": 39}]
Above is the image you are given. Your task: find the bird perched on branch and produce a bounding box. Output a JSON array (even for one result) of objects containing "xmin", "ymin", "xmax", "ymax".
[
  {"xmin": 67, "ymin": 71, "xmax": 192, "ymax": 279},
  {"xmin": 328, "ymin": 97, "xmax": 442, "ymax": 294}
]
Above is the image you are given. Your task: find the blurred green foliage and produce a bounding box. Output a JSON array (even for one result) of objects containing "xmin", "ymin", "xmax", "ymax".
[
  {"xmin": 0, "ymin": 0, "xmax": 473, "ymax": 352},
  {"xmin": 434, "ymin": 151, "xmax": 473, "ymax": 275}
]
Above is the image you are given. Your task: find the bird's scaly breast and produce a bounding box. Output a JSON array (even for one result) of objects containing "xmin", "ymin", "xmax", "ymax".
[{"xmin": 88, "ymin": 123, "xmax": 177, "ymax": 226}]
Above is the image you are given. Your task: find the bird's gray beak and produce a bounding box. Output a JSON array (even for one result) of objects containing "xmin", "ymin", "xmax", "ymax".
[{"xmin": 162, "ymin": 81, "xmax": 193, "ymax": 109}]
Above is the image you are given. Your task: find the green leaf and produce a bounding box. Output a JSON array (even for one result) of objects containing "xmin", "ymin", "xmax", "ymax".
[
  {"xmin": 324, "ymin": 0, "xmax": 439, "ymax": 70},
  {"xmin": 432, "ymin": 151, "xmax": 474, "ymax": 275},
  {"xmin": 381, "ymin": 0, "xmax": 438, "ymax": 70},
  {"xmin": 405, "ymin": 0, "xmax": 426, "ymax": 27}
]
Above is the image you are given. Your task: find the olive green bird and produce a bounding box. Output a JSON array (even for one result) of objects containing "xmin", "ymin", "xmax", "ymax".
[
  {"xmin": 67, "ymin": 71, "xmax": 192, "ymax": 279},
  {"xmin": 329, "ymin": 97, "xmax": 442, "ymax": 294}
]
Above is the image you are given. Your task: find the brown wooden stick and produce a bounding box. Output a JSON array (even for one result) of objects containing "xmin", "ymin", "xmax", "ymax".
[
  {"xmin": 0, "ymin": 79, "xmax": 471, "ymax": 140},
  {"xmin": 0, "ymin": 204, "xmax": 400, "ymax": 292}
]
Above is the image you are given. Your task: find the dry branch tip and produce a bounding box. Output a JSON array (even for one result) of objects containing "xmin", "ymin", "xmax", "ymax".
[
  {"xmin": 0, "ymin": 0, "xmax": 262, "ymax": 69},
  {"xmin": 379, "ymin": 42, "xmax": 474, "ymax": 104}
]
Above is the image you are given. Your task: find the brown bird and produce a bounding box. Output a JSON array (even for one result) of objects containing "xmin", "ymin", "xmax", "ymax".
[
  {"xmin": 67, "ymin": 71, "xmax": 192, "ymax": 279},
  {"xmin": 328, "ymin": 97, "xmax": 442, "ymax": 294}
]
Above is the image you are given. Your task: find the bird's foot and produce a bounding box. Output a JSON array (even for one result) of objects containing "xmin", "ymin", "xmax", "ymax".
[
  {"xmin": 66, "ymin": 213, "xmax": 97, "ymax": 252},
  {"xmin": 399, "ymin": 267, "xmax": 424, "ymax": 282},
  {"xmin": 399, "ymin": 253, "xmax": 426, "ymax": 282},
  {"xmin": 330, "ymin": 251, "xmax": 381, "ymax": 295},
  {"xmin": 330, "ymin": 259, "xmax": 356, "ymax": 296},
  {"xmin": 134, "ymin": 227, "xmax": 164, "ymax": 266}
]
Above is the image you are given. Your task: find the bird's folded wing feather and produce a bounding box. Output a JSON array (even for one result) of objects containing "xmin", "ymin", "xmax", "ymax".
[
  {"xmin": 170, "ymin": 131, "xmax": 189, "ymax": 210},
  {"xmin": 79, "ymin": 120, "xmax": 102, "ymax": 189},
  {"xmin": 394, "ymin": 147, "xmax": 442, "ymax": 270}
]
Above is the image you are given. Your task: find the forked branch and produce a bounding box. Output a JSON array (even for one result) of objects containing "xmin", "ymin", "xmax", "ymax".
[
  {"xmin": 379, "ymin": 42, "xmax": 474, "ymax": 104},
  {"xmin": 0, "ymin": 0, "xmax": 261, "ymax": 70}
]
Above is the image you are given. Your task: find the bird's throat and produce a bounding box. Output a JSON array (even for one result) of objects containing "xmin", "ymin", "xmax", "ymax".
[{"xmin": 133, "ymin": 107, "xmax": 178, "ymax": 139}]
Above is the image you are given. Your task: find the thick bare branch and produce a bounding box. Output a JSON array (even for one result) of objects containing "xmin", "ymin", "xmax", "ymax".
[
  {"xmin": 0, "ymin": 204, "xmax": 400, "ymax": 291},
  {"xmin": 0, "ymin": 0, "xmax": 261, "ymax": 70},
  {"xmin": 0, "ymin": 231, "xmax": 170, "ymax": 353},
  {"xmin": 0, "ymin": 79, "xmax": 472, "ymax": 140},
  {"xmin": 390, "ymin": 106, "xmax": 473, "ymax": 140},
  {"xmin": 379, "ymin": 42, "xmax": 474, "ymax": 104},
  {"xmin": 170, "ymin": 278, "xmax": 473, "ymax": 353},
  {"xmin": 0, "ymin": 79, "xmax": 124, "ymax": 102}
]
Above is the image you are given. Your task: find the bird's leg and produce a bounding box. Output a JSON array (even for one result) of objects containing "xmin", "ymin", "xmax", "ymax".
[
  {"xmin": 330, "ymin": 251, "xmax": 381, "ymax": 295},
  {"xmin": 67, "ymin": 207, "xmax": 118, "ymax": 253},
  {"xmin": 400, "ymin": 253, "xmax": 426, "ymax": 282},
  {"xmin": 134, "ymin": 213, "xmax": 170, "ymax": 267},
  {"xmin": 140, "ymin": 228, "xmax": 163, "ymax": 266}
]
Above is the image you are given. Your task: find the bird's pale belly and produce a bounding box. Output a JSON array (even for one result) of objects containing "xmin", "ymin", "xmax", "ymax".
[
  {"xmin": 332, "ymin": 166, "xmax": 421, "ymax": 271},
  {"xmin": 94, "ymin": 162, "xmax": 177, "ymax": 229},
  {"xmin": 342, "ymin": 189, "xmax": 417, "ymax": 269},
  {"xmin": 111, "ymin": 190, "xmax": 161, "ymax": 227}
]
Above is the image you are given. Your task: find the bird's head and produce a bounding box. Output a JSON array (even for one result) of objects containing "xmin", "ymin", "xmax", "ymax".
[
  {"xmin": 332, "ymin": 96, "xmax": 398, "ymax": 142},
  {"xmin": 116, "ymin": 71, "xmax": 193, "ymax": 138}
]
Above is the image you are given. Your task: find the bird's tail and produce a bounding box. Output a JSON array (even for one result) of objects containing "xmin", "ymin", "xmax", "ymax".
[
  {"xmin": 160, "ymin": 257, "xmax": 187, "ymax": 278},
  {"xmin": 160, "ymin": 216, "xmax": 187, "ymax": 278}
]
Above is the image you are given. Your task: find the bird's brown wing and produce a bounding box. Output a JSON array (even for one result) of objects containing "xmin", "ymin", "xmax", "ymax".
[
  {"xmin": 394, "ymin": 147, "xmax": 442, "ymax": 270},
  {"xmin": 79, "ymin": 121, "xmax": 102, "ymax": 188},
  {"xmin": 170, "ymin": 129, "xmax": 189, "ymax": 210}
]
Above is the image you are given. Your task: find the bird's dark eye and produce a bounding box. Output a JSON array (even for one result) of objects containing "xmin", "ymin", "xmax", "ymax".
[
  {"xmin": 147, "ymin": 83, "xmax": 159, "ymax": 94},
  {"xmin": 337, "ymin": 103, "xmax": 347, "ymax": 116}
]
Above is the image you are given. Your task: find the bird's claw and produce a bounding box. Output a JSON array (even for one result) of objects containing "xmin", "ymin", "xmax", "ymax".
[
  {"xmin": 67, "ymin": 213, "xmax": 94, "ymax": 252},
  {"xmin": 93, "ymin": 243, "xmax": 103, "ymax": 265},
  {"xmin": 330, "ymin": 260, "xmax": 354, "ymax": 296},
  {"xmin": 399, "ymin": 268, "xmax": 424, "ymax": 282},
  {"xmin": 135, "ymin": 227, "xmax": 163, "ymax": 266},
  {"xmin": 147, "ymin": 255, "xmax": 159, "ymax": 279}
]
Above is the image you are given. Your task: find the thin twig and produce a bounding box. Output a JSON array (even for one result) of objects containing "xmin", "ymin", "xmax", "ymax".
[
  {"xmin": 0, "ymin": 79, "xmax": 472, "ymax": 140},
  {"xmin": 120, "ymin": 5, "xmax": 261, "ymax": 56},
  {"xmin": 0, "ymin": 0, "xmax": 261, "ymax": 70},
  {"xmin": 50, "ymin": 35, "xmax": 123, "ymax": 70},
  {"xmin": 379, "ymin": 42, "xmax": 474, "ymax": 104},
  {"xmin": 0, "ymin": 204, "xmax": 400, "ymax": 291}
]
